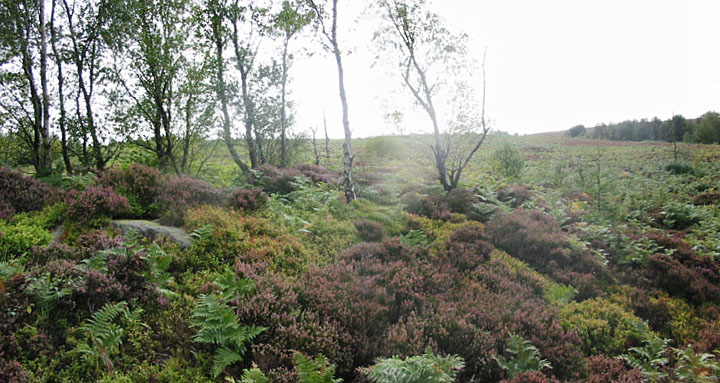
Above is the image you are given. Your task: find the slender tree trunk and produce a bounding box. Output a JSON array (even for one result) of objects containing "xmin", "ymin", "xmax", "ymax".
[
  {"xmin": 238, "ymin": 68, "xmax": 258, "ymax": 168},
  {"xmin": 160, "ymin": 104, "xmax": 181, "ymax": 175},
  {"xmin": 324, "ymin": 112, "xmax": 330, "ymax": 161},
  {"xmin": 181, "ymin": 94, "xmax": 192, "ymax": 172},
  {"xmin": 280, "ymin": 38, "xmax": 289, "ymax": 167},
  {"xmin": 213, "ymin": 26, "xmax": 250, "ymax": 175},
  {"xmin": 330, "ymin": 0, "xmax": 354, "ymax": 202},
  {"xmin": 50, "ymin": 0, "xmax": 72, "ymax": 174},
  {"xmin": 38, "ymin": 0, "xmax": 53, "ymax": 176},
  {"xmin": 311, "ymin": 127, "xmax": 320, "ymax": 166}
]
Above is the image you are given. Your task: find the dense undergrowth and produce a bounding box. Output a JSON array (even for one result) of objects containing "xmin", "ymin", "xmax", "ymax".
[{"xmin": 1, "ymin": 136, "xmax": 720, "ymax": 382}]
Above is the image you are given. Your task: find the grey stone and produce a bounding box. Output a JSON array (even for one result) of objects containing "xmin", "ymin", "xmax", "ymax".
[{"xmin": 112, "ymin": 219, "xmax": 191, "ymax": 249}]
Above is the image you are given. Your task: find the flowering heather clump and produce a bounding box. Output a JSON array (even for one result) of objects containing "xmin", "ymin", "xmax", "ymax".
[
  {"xmin": 487, "ymin": 209, "xmax": 606, "ymax": 294},
  {"xmin": 440, "ymin": 223, "xmax": 493, "ymax": 271},
  {"xmin": 0, "ymin": 200, "xmax": 15, "ymax": 221},
  {"xmin": 0, "ymin": 359, "xmax": 29, "ymax": 383},
  {"xmin": 403, "ymin": 193, "xmax": 453, "ymax": 221},
  {"xmin": 444, "ymin": 187, "xmax": 480, "ymax": 215},
  {"xmin": 66, "ymin": 186, "xmax": 130, "ymax": 224},
  {"xmin": 354, "ymin": 219, "xmax": 386, "ymax": 242},
  {"xmin": 645, "ymin": 253, "xmax": 720, "ymax": 305},
  {"xmin": 157, "ymin": 176, "xmax": 226, "ymax": 226},
  {"xmin": 497, "ymin": 185, "xmax": 534, "ymax": 208},
  {"xmin": 235, "ymin": 235, "xmax": 584, "ymax": 383},
  {"xmin": 97, "ymin": 164, "xmax": 165, "ymax": 217},
  {"xmin": 0, "ymin": 167, "xmax": 58, "ymax": 218},
  {"xmin": 256, "ymin": 164, "xmax": 304, "ymax": 195},
  {"xmin": 229, "ymin": 188, "xmax": 269, "ymax": 212},
  {"xmin": 291, "ymin": 164, "xmax": 339, "ymax": 185},
  {"xmin": 500, "ymin": 371, "xmax": 560, "ymax": 383},
  {"xmin": 585, "ymin": 355, "xmax": 644, "ymax": 383}
]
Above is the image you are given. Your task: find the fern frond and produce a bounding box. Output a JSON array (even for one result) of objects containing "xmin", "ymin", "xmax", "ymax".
[
  {"xmin": 78, "ymin": 301, "xmax": 131, "ymax": 372},
  {"xmin": 240, "ymin": 365, "xmax": 269, "ymax": 383},
  {"xmin": 212, "ymin": 346, "xmax": 244, "ymax": 378},
  {"xmin": 190, "ymin": 291, "xmax": 265, "ymax": 377}
]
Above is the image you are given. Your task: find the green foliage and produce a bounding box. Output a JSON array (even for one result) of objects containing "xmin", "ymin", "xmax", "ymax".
[
  {"xmin": 76, "ymin": 301, "xmax": 141, "ymax": 373},
  {"xmin": 690, "ymin": 112, "xmax": 720, "ymax": 144},
  {"xmin": 0, "ymin": 220, "xmax": 52, "ymax": 261},
  {"xmin": 543, "ymin": 282, "xmax": 577, "ymax": 305},
  {"xmin": 666, "ymin": 162, "xmax": 695, "ymax": 175},
  {"xmin": 238, "ymin": 365, "xmax": 269, "ymax": 383},
  {"xmin": 660, "ymin": 201, "xmax": 704, "ymax": 229},
  {"xmin": 567, "ymin": 125, "xmax": 586, "ymax": 137},
  {"xmin": 493, "ymin": 142, "xmax": 525, "ymax": 179},
  {"xmin": 25, "ymin": 273, "xmax": 74, "ymax": 320},
  {"xmin": 493, "ymin": 334, "xmax": 551, "ymax": 379},
  {"xmin": 12, "ymin": 202, "xmax": 66, "ymax": 230},
  {"xmin": 363, "ymin": 136, "xmax": 400, "ymax": 159},
  {"xmin": 294, "ymin": 352, "xmax": 343, "ymax": 383},
  {"xmin": 673, "ymin": 344, "xmax": 720, "ymax": 383},
  {"xmin": 364, "ymin": 348, "xmax": 464, "ymax": 383},
  {"xmin": 559, "ymin": 298, "xmax": 651, "ymax": 356},
  {"xmin": 622, "ymin": 336, "xmax": 670, "ymax": 383},
  {"xmin": 190, "ymin": 271, "xmax": 264, "ymax": 377},
  {"xmin": 96, "ymin": 357, "xmax": 215, "ymax": 383},
  {"xmin": 400, "ymin": 229, "xmax": 430, "ymax": 247},
  {"xmin": 141, "ymin": 244, "xmax": 176, "ymax": 297}
]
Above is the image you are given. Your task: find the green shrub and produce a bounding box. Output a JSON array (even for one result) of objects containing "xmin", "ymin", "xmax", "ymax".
[
  {"xmin": 96, "ymin": 358, "xmax": 215, "ymax": 383},
  {"xmin": 493, "ymin": 143, "xmax": 525, "ymax": 179},
  {"xmin": 665, "ymin": 162, "xmax": 694, "ymax": 175},
  {"xmin": 659, "ymin": 201, "xmax": 703, "ymax": 229},
  {"xmin": 75, "ymin": 301, "xmax": 141, "ymax": 374},
  {"xmin": 190, "ymin": 271, "xmax": 264, "ymax": 377},
  {"xmin": 559, "ymin": 298, "xmax": 651, "ymax": 356},
  {"xmin": 294, "ymin": 352, "xmax": 343, "ymax": 383},
  {"xmin": 621, "ymin": 336, "xmax": 670, "ymax": 382},
  {"xmin": 493, "ymin": 333, "xmax": 552, "ymax": 379},
  {"xmin": 183, "ymin": 206, "xmax": 310, "ymax": 273},
  {"xmin": 363, "ymin": 348, "xmax": 464, "ymax": 383},
  {"xmin": 0, "ymin": 221, "xmax": 52, "ymax": 261}
]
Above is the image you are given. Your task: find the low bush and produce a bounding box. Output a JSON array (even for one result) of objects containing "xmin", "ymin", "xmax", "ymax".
[
  {"xmin": 500, "ymin": 371, "xmax": 560, "ymax": 383},
  {"xmin": 97, "ymin": 164, "xmax": 165, "ymax": 218},
  {"xmin": 645, "ymin": 253, "xmax": 720, "ymax": 305},
  {"xmin": 692, "ymin": 191, "xmax": 720, "ymax": 206},
  {"xmin": 585, "ymin": 355, "xmax": 644, "ymax": 383},
  {"xmin": 403, "ymin": 193, "xmax": 453, "ymax": 221},
  {"xmin": 497, "ymin": 185, "xmax": 534, "ymax": 208},
  {"xmin": 66, "ymin": 186, "xmax": 130, "ymax": 225},
  {"xmin": 659, "ymin": 201, "xmax": 702, "ymax": 230},
  {"xmin": 0, "ymin": 359, "xmax": 29, "ymax": 383},
  {"xmin": 493, "ymin": 143, "xmax": 526, "ymax": 179},
  {"xmin": 354, "ymin": 219, "xmax": 385, "ymax": 242},
  {"xmin": 291, "ymin": 164, "xmax": 338, "ymax": 185},
  {"xmin": 229, "ymin": 188, "xmax": 269, "ymax": 212},
  {"xmin": 0, "ymin": 167, "xmax": 58, "ymax": 219},
  {"xmin": 183, "ymin": 206, "xmax": 309, "ymax": 273},
  {"xmin": 439, "ymin": 223, "xmax": 493, "ymax": 271},
  {"xmin": 444, "ymin": 188, "xmax": 480, "ymax": 215},
  {"xmin": 487, "ymin": 209, "xmax": 606, "ymax": 296},
  {"xmin": 255, "ymin": 165, "xmax": 303, "ymax": 195},
  {"xmin": 665, "ymin": 162, "xmax": 694, "ymax": 175},
  {"xmin": 157, "ymin": 176, "xmax": 226, "ymax": 226},
  {"xmin": 558, "ymin": 298, "xmax": 651, "ymax": 356},
  {"xmin": 0, "ymin": 221, "xmax": 52, "ymax": 261}
]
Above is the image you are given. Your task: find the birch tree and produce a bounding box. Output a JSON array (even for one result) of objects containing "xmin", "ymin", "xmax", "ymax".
[
  {"xmin": 378, "ymin": 0, "xmax": 490, "ymax": 191},
  {"xmin": 307, "ymin": 0, "xmax": 355, "ymax": 202}
]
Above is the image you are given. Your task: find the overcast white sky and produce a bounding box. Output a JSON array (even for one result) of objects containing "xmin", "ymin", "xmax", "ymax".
[{"xmin": 289, "ymin": 0, "xmax": 720, "ymax": 138}]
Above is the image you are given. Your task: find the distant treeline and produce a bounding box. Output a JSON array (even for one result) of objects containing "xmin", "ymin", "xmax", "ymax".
[{"xmin": 567, "ymin": 112, "xmax": 720, "ymax": 144}]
